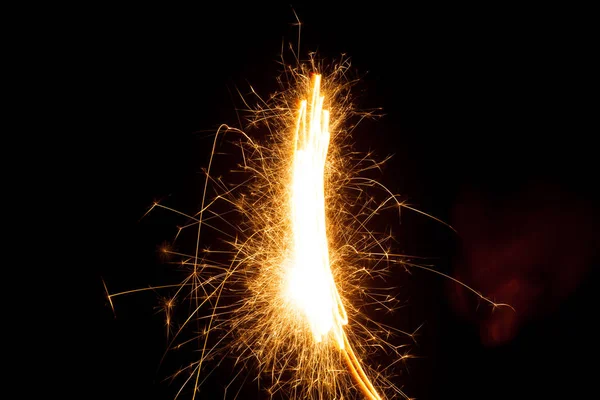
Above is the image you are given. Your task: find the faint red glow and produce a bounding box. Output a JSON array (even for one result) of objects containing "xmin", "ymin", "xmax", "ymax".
[{"xmin": 450, "ymin": 183, "xmax": 597, "ymax": 345}]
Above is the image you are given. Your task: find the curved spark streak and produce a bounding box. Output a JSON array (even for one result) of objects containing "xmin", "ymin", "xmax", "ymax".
[{"xmin": 286, "ymin": 74, "xmax": 382, "ymax": 400}]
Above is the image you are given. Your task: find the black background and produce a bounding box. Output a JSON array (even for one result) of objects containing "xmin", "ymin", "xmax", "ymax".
[{"xmin": 87, "ymin": 4, "xmax": 598, "ymax": 399}]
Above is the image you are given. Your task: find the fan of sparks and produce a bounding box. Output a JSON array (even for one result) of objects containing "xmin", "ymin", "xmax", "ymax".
[{"xmin": 107, "ymin": 55, "xmax": 507, "ymax": 399}]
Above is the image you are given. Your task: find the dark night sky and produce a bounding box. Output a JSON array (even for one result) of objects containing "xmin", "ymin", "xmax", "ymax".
[{"xmin": 87, "ymin": 5, "xmax": 598, "ymax": 399}]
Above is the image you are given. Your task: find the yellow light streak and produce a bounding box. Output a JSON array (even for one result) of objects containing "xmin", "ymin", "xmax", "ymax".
[
  {"xmin": 287, "ymin": 74, "xmax": 345, "ymax": 345},
  {"xmin": 286, "ymin": 74, "xmax": 380, "ymax": 399}
]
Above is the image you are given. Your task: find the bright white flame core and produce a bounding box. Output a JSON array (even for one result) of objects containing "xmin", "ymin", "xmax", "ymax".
[{"xmin": 286, "ymin": 75, "xmax": 348, "ymax": 348}]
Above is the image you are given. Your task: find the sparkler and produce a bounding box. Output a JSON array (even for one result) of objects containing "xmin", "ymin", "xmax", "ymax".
[{"xmin": 107, "ymin": 52, "xmax": 509, "ymax": 399}]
